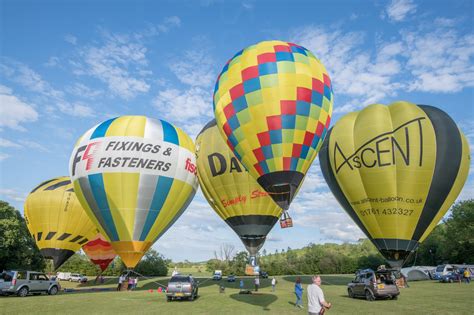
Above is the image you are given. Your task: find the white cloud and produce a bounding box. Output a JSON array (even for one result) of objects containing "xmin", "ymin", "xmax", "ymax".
[
  {"xmin": 0, "ymin": 138, "xmax": 21, "ymax": 148},
  {"xmin": 65, "ymin": 83, "xmax": 103, "ymax": 99},
  {"xmin": 18, "ymin": 140, "xmax": 50, "ymax": 153},
  {"xmin": 73, "ymin": 32, "xmax": 151, "ymax": 100},
  {"xmin": 404, "ymin": 30, "xmax": 474, "ymax": 93},
  {"xmin": 0, "ymin": 85, "xmax": 38, "ymax": 131},
  {"xmin": 169, "ymin": 50, "xmax": 216, "ymax": 88},
  {"xmin": 0, "ymin": 153, "xmax": 10, "ymax": 161},
  {"xmin": 45, "ymin": 56, "xmax": 60, "ymax": 67},
  {"xmin": 384, "ymin": 0, "xmax": 417, "ymax": 22},
  {"xmin": 153, "ymin": 87, "xmax": 213, "ymax": 137},
  {"xmin": 65, "ymin": 34, "xmax": 78, "ymax": 45},
  {"xmin": 0, "ymin": 188, "xmax": 27, "ymax": 203}
]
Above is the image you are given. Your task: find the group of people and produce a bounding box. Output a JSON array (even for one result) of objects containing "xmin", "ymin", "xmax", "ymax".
[
  {"xmin": 117, "ymin": 274, "xmax": 139, "ymax": 291},
  {"xmin": 295, "ymin": 276, "xmax": 332, "ymax": 315}
]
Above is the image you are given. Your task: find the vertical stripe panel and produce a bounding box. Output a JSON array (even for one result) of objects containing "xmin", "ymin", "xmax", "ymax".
[
  {"xmin": 105, "ymin": 116, "xmax": 146, "ymax": 137},
  {"xmin": 88, "ymin": 174, "xmax": 120, "ymax": 241},
  {"xmin": 103, "ymin": 172, "xmax": 140, "ymax": 240},
  {"xmin": 133, "ymin": 174, "xmax": 159, "ymax": 240},
  {"xmin": 143, "ymin": 118, "xmax": 164, "ymax": 141},
  {"xmin": 91, "ymin": 118, "xmax": 117, "ymax": 139},
  {"xmin": 161, "ymin": 119, "xmax": 179, "ymax": 145},
  {"xmin": 139, "ymin": 176, "xmax": 174, "ymax": 241}
]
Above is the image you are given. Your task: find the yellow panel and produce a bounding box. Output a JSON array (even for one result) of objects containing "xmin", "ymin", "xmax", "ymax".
[
  {"xmin": 103, "ymin": 172, "xmax": 139, "ymax": 240},
  {"xmin": 105, "ymin": 116, "xmax": 146, "ymax": 137}
]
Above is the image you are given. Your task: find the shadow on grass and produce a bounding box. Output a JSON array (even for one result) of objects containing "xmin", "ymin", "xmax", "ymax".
[{"xmin": 230, "ymin": 293, "xmax": 278, "ymax": 311}]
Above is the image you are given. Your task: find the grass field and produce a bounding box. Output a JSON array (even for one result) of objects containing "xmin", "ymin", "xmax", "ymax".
[{"xmin": 1, "ymin": 275, "xmax": 473, "ymax": 314}]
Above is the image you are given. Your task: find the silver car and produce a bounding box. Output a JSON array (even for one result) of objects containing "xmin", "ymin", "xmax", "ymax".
[
  {"xmin": 0, "ymin": 270, "xmax": 60, "ymax": 297},
  {"xmin": 166, "ymin": 275, "xmax": 198, "ymax": 301}
]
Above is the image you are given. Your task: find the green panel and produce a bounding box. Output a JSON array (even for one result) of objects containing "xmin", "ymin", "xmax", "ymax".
[
  {"xmin": 260, "ymin": 74, "xmax": 279, "ymax": 88},
  {"xmin": 245, "ymin": 90, "xmax": 263, "ymax": 107},
  {"xmin": 277, "ymin": 61, "xmax": 296, "ymax": 73},
  {"xmin": 295, "ymin": 116, "xmax": 308, "ymax": 130}
]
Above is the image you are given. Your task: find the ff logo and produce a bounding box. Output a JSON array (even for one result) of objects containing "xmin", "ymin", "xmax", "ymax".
[{"xmin": 71, "ymin": 142, "xmax": 101, "ymax": 176}]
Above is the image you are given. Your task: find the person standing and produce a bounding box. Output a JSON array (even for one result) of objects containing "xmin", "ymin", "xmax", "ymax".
[
  {"xmin": 294, "ymin": 277, "xmax": 304, "ymax": 308},
  {"xmin": 271, "ymin": 277, "xmax": 276, "ymax": 292},
  {"xmin": 117, "ymin": 275, "xmax": 123, "ymax": 291},
  {"xmin": 239, "ymin": 279, "xmax": 244, "ymax": 292},
  {"xmin": 254, "ymin": 276, "xmax": 260, "ymax": 291},
  {"xmin": 134, "ymin": 277, "xmax": 138, "ymax": 289},
  {"xmin": 128, "ymin": 277, "xmax": 134, "ymax": 291},
  {"xmin": 463, "ymin": 268, "xmax": 471, "ymax": 284},
  {"xmin": 307, "ymin": 276, "xmax": 331, "ymax": 315}
]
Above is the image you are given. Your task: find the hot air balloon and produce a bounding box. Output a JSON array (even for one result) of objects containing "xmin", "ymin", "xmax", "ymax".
[
  {"xmin": 213, "ymin": 40, "xmax": 333, "ymax": 225},
  {"xmin": 196, "ymin": 120, "xmax": 282, "ymax": 269},
  {"xmin": 319, "ymin": 101, "xmax": 470, "ymax": 268},
  {"xmin": 69, "ymin": 116, "xmax": 198, "ymax": 268},
  {"xmin": 82, "ymin": 232, "xmax": 116, "ymax": 272},
  {"xmin": 24, "ymin": 176, "xmax": 97, "ymax": 270}
]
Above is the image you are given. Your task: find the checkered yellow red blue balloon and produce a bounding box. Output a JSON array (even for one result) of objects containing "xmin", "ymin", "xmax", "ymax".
[{"xmin": 213, "ymin": 40, "xmax": 333, "ymax": 180}]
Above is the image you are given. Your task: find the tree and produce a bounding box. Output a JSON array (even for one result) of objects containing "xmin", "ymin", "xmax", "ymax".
[
  {"xmin": 441, "ymin": 199, "xmax": 474, "ymax": 263},
  {"xmin": 134, "ymin": 249, "xmax": 168, "ymax": 276},
  {"xmin": 0, "ymin": 201, "xmax": 45, "ymax": 271},
  {"xmin": 214, "ymin": 243, "xmax": 235, "ymax": 261}
]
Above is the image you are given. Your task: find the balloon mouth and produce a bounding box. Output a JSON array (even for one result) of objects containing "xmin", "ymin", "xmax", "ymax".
[
  {"xmin": 240, "ymin": 235, "xmax": 266, "ymax": 256},
  {"xmin": 40, "ymin": 248, "xmax": 75, "ymax": 270},
  {"xmin": 257, "ymin": 171, "xmax": 304, "ymax": 210}
]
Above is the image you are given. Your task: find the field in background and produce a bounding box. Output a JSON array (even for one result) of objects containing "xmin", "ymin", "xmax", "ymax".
[{"xmin": 1, "ymin": 275, "xmax": 473, "ymax": 314}]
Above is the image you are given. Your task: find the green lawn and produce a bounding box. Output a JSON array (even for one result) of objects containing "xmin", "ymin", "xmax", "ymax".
[{"xmin": 1, "ymin": 275, "xmax": 473, "ymax": 314}]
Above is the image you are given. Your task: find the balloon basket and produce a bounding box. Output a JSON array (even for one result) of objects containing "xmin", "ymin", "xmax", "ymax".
[{"xmin": 279, "ymin": 212, "xmax": 293, "ymax": 229}]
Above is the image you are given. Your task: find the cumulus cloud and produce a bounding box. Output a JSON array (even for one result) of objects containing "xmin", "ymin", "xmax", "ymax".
[
  {"xmin": 384, "ymin": 0, "xmax": 417, "ymax": 22},
  {"xmin": 65, "ymin": 34, "xmax": 78, "ymax": 45},
  {"xmin": 0, "ymin": 85, "xmax": 38, "ymax": 131},
  {"xmin": 0, "ymin": 188, "xmax": 27, "ymax": 203},
  {"xmin": 0, "ymin": 153, "xmax": 10, "ymax": 161},
  {"xmin": 0, "ymin": 138, "xmax": 22, "ymax": 148}
]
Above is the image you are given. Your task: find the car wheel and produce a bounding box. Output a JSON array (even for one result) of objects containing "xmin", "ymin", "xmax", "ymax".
[
  {"xmin": 348, "ymin": 288, "xmax": 354, "ymax": 298},
  {"xmin": 365, "ymin": 290, "xmax": 375, "ymax": 302},
  {"xmin": 166, "ymin": 296, "xmax": 171, "ymax": 302},
  {"xmin": 49, "ymin": 286, "xmax": 58, "ymax": 295},
  {"xmin": 17, "ymin": 287, "xmax": 29, "ymax": 297},
  {"xmin": 189, "ymin": 293, "xmax": 195, "ymax": 301},
  {"xmin": 449, "ymin": 279, "xmax": 453, "ymax": 283},
  {"xmin": 392, "ymin": 295, "xmax": 398, "ymax": 300}
]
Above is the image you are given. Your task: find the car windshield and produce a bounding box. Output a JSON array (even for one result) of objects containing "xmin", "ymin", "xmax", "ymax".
[
  {"xmin": 0, "ymin": 271, "xmax": 14, "ymax": 281},
  {"xmin": 375, "ymin": 272, "xmax": 395, "ymax": 285},
  {"xmin": 436, "ymin": 265, "xmax": 445, "ymax": 272},
  {"xmin": 170, "ymin": 276, "xmax": 190, "ymax": 282}
]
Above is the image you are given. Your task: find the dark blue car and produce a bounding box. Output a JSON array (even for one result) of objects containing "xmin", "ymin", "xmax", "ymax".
[{"xmin": 439, "ymin": 272, "xmax": 462, "ymax": 283}]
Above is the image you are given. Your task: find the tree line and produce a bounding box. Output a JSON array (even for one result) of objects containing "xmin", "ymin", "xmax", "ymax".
[{"xmin": 1, "ymin": 199, "xmax": 472, "ymax": 276}]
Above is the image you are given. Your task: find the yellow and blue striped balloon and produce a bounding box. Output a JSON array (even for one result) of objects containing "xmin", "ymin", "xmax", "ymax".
[{"xmin": 69, "ymin": 116, "xmax": 198, "ymax": 268}]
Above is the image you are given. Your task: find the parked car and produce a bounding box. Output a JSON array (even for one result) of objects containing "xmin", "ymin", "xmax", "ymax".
[
  {"xmin": 212, "ymin": 270, "xmax": 222, "ymax": 280},
  {"xmin": 69, "ymin": 273, "xmax": 87, "ymax": 283},
  {"xmin": 227, "ymin": 274, "xmax": 236, "ymax": 282},
  {"xmin": 0, "ymin": 270, "xmax": 60, "ymax": 297},
  {"xmin": 56, "ymin": 272, "xmax": 71, "ymax": 281},
  {"xmin": 439, "ymin": 271, "xmax": 462, "ymax": 283},
  {"xmin": 166, "ymin": 275, "xmax": 198, "ymax": 301},
  {"xmin": 259, "ymin": 271, "xmax": 268, "ymax": 279},
  {"xmin": 347, "ymin": 269, "xmax": 399, "ymax": 301}
]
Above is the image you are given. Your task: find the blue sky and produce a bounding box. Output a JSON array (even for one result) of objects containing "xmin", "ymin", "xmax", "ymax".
[{"xmin": 1, "ymin": 0, "xmax": 473, "ymax": 262}]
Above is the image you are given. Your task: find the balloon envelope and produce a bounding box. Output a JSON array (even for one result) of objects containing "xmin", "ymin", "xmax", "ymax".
[
  {"xmin": 196, "ymin": 120, "xmax": 282, "ymax": 257},
  {"xmin": 319, "ymin": 101, "xmax": 470, "ymax": 267},
  {"xmin": 70, "ymin": 116, "xmax": 198, "ymax": 268},
  {"xmin": 82, "ymin": 232, "xmax": 116, "ymax": 272},
  {"xmin": 24, "ymin": 176, "xmax": 97, "ymax": 270},
  {"xmin": 213, "ymin": 40, "xmax": 333, "ymax": 210}
]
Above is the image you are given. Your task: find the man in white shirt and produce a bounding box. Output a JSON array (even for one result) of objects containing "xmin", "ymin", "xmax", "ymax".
[{"xmin": 307, "ymin": 276, "xmax": 331, "ymax": 315}]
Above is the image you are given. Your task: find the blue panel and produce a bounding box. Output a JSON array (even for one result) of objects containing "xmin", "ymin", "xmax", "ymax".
[
  {"xmin": 291, "ymin": 157, "xmax": 299, "ymax": 171},
  {"xmin": 296, "ymin": 101, "xmax": 310, "ymax": 116},
  {"xmin": 228, "ymin": 133, "xmax": 239, "ymax": 147},
  {"xmin": 233, "ymin": 96, "xmax": 248, "ymax": 113},
  {"xmin": 90, "ymin": 118, "xmax": 117, "ymax": 139},
  {"xmin": 324, "ymin": 86, "xmax": 332, "ymax": 99},
  {"xmin": 291, "ymin": 46, "xmax": 307, "ymax": 55},
  {"xmin": 160, "ymin": 120, "xmax": 179, "ymax": 145},
  {"xmin": 243, "ymin": 77, "xmax": 261, "ymax": 93},
  {"xmin": 301, "ymin": 145, "xmax": 310, "ymax": 159},
  {"xmin": 281, "ymin": 115, "xmax": 296, "ymax": 129},
  {"xmin": 88, "ymin": 174, "xmax": 119, "ymax": 241},
  {"xmin": 227, "ymin": 115, "xmax": 240, "ymax": 130},
  {"xmin": 139, "ymin": 176, "xmax": 174, "ymax": 241},
  {"xmin": 276, "ymin": 52, "xmax": 294, "ymax": 62},
  {"xmin": 259, "ymin": 161, "xmax": 270, "ymax": 174},
  {"xmin": 311, "ymin": 135, "xmax": 320, "ymax": 149},
  {"xmin": 261, "ymin": 145, "xmax": 273, "ymax": 159},
  {"xmin": 311, "ymin": 91, "xmax": 323, "ymax": 106},
  {"xmin": 258, "ymin": 62, "xmax": 278, "ymax": 75},
  {"xmin": 269, "ymin": 130, "xmax": 282, "ymax": 144},
  {"xmin": 232, "ymin": 49, "xmax": 243, "ymax": 59},
  {"xmin": 221, "ymin": 63, "xmax": 229, "ymax": 74}
]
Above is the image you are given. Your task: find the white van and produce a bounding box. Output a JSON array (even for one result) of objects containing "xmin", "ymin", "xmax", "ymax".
[
  {"xmin": 56, "ymin": 272, "xmax": 71, "ymax": 281},
  {"xmin": 213, "ymin": 270, "xmax": 222, "ymax": 280},
  {"xmin": 434, "ymin": 264, "xmax": 454, "ymax": 278}
]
